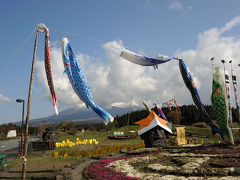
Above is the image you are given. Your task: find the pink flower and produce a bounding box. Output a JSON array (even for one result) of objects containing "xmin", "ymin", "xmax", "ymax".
[{"xmin": 87, "ymin": 152, "xmax": 160, "ymax": 179}]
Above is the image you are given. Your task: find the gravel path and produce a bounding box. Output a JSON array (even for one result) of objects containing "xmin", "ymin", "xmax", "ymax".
[{"xmin": 56, "ymin": 158, "xmax": 96, "ymax": 180}]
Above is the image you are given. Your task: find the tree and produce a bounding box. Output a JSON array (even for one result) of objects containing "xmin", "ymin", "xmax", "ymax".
[
  {"xmin": 58, "ymin": 121, "xmax": 67, "ymax": 132},
  {"xmin": 67, "ymin": 122, "xmax": 75, "ymax": 129},
  {"xmin": 166, "ymin": 109, "xmax": 182, "ymax": 124}
]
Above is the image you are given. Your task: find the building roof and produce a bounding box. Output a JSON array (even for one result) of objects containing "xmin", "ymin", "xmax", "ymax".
[{"xmin": 134, "ymin": 111, "xmax": 172, "ymax": 136}]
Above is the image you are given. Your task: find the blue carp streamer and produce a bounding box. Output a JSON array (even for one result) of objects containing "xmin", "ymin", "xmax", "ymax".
[{"xmin": 61, "ymin": 37, "xmax": 114, "ymax": 124}]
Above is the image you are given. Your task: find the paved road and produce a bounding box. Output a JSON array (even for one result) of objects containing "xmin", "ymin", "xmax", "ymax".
[{"xmin": 0, "ymin": 137, "xmax": 40, "ymax": 156}]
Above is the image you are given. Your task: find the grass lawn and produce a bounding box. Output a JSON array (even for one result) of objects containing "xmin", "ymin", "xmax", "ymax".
[
  {"xmin": 56, "ymin": 125, "xmax": 142, "ymax": 144},
  {"xmin": 1, "ymin": 156, "xmax": 75, "ymax": 180}
]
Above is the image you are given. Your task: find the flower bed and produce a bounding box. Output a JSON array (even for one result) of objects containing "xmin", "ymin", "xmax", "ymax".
[
  {"xmin": 86, "ymin": 152, "xmax": 159, "ymax": 180},
  {"xmin": 87, "ymin": 151, "xmax": 240, "ymax": 179},
  {"xmin": 87, "ymin": 158, "xmax": 139, "ymax": 180},
  {"xmin": 55, "ymin": 138, "xmax": 99, "ymax": 148},
  {"xmin": 52, "ymin": 143, "xmax": 145, "ymax": 159},
  {"xmin": 193, "ymin": 147, "xmax": 240, "ymax": 154}
]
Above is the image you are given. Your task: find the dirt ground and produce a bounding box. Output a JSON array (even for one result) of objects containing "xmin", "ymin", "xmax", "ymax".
[{"xmin": 56, "ymin": 158, "xmax": 96, "ymax": 180}]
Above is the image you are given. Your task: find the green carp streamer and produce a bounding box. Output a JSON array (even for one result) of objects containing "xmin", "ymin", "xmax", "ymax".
[{"xmin": 211, "ymin": 67, "xmax": 234, "ymax": 144}]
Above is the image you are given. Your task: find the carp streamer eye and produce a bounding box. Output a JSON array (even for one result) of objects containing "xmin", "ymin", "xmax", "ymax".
[{"xmin": 216, "ymin": 87, "xmax": 222, "ymax": 95}]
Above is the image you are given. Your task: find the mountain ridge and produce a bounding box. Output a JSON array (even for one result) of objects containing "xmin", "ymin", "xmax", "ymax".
[{"xmin": 15, "ymin": 105, "xmax": 142, "ymax": 125}]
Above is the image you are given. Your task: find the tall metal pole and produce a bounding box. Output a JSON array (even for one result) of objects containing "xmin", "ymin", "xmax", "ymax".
[
  {"xmin": 127, "ymin": 95, "xmax": 132, "ymax": 126},
  {"xmin": 221, "ymin": 60, "xmax": 226, "ymax": 83},
  {"xmin": 21, "ymin": 100, "xmax": 25, "ymax": 157},
  {"xmin": 16, "ymin": 99, "xmax": 25, "ymax": 157},
  {"xmin": 22, "ymin": 29, "xmax": 39, "ymax": 180},
  {"xmin": 238, "ymin": 64, "xmax": 240, "ymax": 123},
  {"xmin": 210, "ymin": 57, "xmax": 214, "ymax": 72}
]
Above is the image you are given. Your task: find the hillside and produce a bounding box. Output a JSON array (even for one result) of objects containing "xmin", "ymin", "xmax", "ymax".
[{"xmin": 15, "ymin": 105, "xmax": 142, "ymax": 126}]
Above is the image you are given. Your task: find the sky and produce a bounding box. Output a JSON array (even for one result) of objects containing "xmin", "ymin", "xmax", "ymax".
[{"xmin": 1, "ymin": 0, "xmax": 240, "ymax": 124}]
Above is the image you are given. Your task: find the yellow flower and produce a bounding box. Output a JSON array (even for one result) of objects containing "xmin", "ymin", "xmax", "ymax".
[
  {"xmin": 55, "ymin": 143, "xmax": 60, "ymax": 148},
  {"xmin": 53, "ymin": 152, "xmax": 58, "ymax": 157}
]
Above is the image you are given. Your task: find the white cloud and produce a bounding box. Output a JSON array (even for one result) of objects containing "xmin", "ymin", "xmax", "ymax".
[
  {"xmin": 168, "ymin": 1, "xmax": 192, "ymax": 16},
  {"xmin": 0, "ymin": 94, "xmax": 11, "ymax": 105},
  {"xmin": 175, "ymin": 16, "xmax": 240, "ymax": 105},
  {"xmin": 35, "ymin": 40, "xmax": 165, "ymax": 109},
  {"xmin": 187, "ymin": 6, "xmax": 192, "ymax": 10},
  {"xmin": 220, "ymin": 16, "xmax": 240, "ymax": 33},
  {"xmin": 168, "ymin": 1, "xmax": 183, "ymax": 10},
  {"xmin": 144, "ymin": 0, "xmax": 157, "ymax": 11},
  {"xmin": 35, "ymin": 16, "xmax": 240, "ymax": 110}
]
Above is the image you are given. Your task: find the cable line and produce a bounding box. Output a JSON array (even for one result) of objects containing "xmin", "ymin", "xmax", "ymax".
[{"xmin": 0, "ymin": 28, "xmax": 36, "ymax": 76}]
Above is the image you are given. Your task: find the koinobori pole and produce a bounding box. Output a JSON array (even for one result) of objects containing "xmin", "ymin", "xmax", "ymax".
[
  {"xmin": 230, "ymin": 60, "xmax": 240, "ymax": 123},
  {"xmin": 221, "ymin": 59, "xmax": 233, "ymax": 128},
  {"xmin": 22, "ymin": 28, "xmax": 39, "ymax": 180}
]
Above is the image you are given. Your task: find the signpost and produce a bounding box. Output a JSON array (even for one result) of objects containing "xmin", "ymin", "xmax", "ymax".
[{"xmin": 176, "ymin": 126, "xmax": 186, "ymax": 145}]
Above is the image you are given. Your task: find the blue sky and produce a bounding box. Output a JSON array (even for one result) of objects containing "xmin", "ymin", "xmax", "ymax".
[{"xmin": 1, "ymin": 0, "xmax": 240, "ymax": 124}]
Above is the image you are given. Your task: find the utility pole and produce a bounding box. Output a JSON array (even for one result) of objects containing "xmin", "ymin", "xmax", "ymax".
[
  {"xmin": 127, "ymin": 95, "xmax": 132, "ymax": 126},
  {"xmin": 22, "ymin": 28, "xmax": 39, "ymax": 180}
]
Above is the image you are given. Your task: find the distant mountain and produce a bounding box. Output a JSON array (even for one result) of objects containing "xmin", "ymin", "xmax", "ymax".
[{"xmin": 15, "ymin": 105, "xmax": 142, "ymax": 126}]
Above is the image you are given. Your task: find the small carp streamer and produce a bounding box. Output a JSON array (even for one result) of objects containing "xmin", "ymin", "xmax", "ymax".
[
  {"xmin": 162, "ymin": 97, "xmax": 181, "ymax": 113},
  {"xmin": 153, "ymin": 103, "xmax": 168, "ymax": 121}
]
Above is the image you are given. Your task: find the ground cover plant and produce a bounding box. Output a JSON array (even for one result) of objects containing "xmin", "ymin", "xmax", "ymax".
[{"xmin": 86, "ymin": 146, "xmax": 240, "ymax": 179}]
